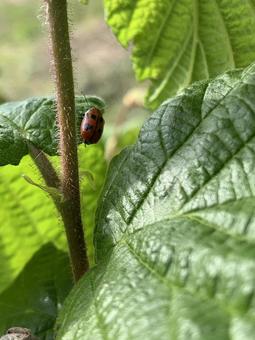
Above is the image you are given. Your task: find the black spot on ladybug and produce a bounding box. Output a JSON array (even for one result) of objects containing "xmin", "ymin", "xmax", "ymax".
[
  {"xmin": 98, "ymin": 128, "xmax": 102, "ymax": 133},
  {"xmin": 100, "ymin": 117, "xmax": 103, "ymax": 122},
  {"xmin": 85, "ymin": 124, "xmax": 93, "ymax": 131},
  {"xmin": 91, "ymin": 114, "xmax": 97, "ymax": 120}
]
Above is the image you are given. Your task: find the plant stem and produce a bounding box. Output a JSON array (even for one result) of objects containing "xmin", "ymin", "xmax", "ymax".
[{"xmin": 44, "ymin": 0, "xmax": 88, "ymax": 281}]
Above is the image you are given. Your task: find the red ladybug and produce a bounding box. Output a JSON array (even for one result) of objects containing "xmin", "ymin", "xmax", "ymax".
[{"xmin": 80, "ymin": 107, "xmax": 105, "ymax": 144}]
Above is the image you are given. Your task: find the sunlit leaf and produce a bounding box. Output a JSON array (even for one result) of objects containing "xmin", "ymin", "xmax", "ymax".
[
  {"xmin": 0, "ymin": 155, "xmax": 66, "ymax": 294},
  {"xmin": 104, "ymin": 0, "xmax": 255, "ymax": 108}
]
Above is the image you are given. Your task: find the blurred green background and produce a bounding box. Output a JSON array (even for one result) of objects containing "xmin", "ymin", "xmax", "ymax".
[{"xmin": 0, "ymin": 0, "xmax": 148, "ymax": 158}]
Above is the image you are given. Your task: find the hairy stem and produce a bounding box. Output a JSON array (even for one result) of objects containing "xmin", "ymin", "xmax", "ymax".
[{"xmin": 44, "ymin": 0, "xmax": 88, "ymax": 281}]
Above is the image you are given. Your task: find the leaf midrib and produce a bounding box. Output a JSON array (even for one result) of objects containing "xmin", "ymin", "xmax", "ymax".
[
  {"xmin": 142, "ymin": 0, "xmax": 178, "ymax": 69},
  {"xmin": 214, "ymin": 0, "xmax": 235, "ymax": 68}
]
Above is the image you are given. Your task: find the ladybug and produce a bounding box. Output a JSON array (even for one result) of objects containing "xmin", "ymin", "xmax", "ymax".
[{"xmin": 80, "ymin": 107, "xmax": 105, "ymax": 145}]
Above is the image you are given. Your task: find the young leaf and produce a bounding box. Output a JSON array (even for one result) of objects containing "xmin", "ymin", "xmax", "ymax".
[
  {"xmin": 104, "ymin": 0, "xmax": 255, "ymax": 108},
  {"xmin": 57, "ymin": 63, "xmax": 255, "ymax": 339},
  {"xmin": 0, "ymin": 244, "xmax": 72, "ymax": 339},
  {"xmin": 22, "ymin": 174, "xmax": 62, "ymax": 200},
  {"xmin": 0, "ymin": 95, "xmax": 105, "ymax": 166}
]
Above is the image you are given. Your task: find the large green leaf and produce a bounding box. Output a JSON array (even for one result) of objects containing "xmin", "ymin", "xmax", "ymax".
[
  {"xmin": 0, "ymin": 244, "xmax": 72, "ymax": 339},
  {"xmin": 0, "ymin": 95, "xmax": 105, "ymax": 166},
  {"xmin": 57, "ymin": 63, "xmax": 255, "ymax": 339},
  {"xmin": 104, "ymin": 0, "xmax": 255, "ymax": 109}
]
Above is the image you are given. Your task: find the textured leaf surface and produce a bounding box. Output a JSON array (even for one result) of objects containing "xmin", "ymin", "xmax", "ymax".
[
  {"xmin": 104, "ymin": 0, "xmax": 255, "ymax": 108},
  {"xmin": 57, "ymin": 63, "xmax": 255, "ymax": 339},
  {"xmin": 0, "ymin": 244, "xmax": 72, "ymax": 339},
  {"xmin": 0, "ymin": 95, "xmax": 105, "ymax": 165}
]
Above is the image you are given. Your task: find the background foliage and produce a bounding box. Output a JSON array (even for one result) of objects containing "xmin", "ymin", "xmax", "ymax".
[{"xmin": 105, "ymin": 0, "xmax": 255, "ymax": 108}]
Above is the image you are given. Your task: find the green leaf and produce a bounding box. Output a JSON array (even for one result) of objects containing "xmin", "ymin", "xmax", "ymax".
[
  {"xmin": 0, "ymin": 155, "xmax": 66, "ymax": 294},
  {"xmin": 0, "ymin": 149, "xmax": 106, "ymax": 338},
  {"xmin": 116, "ymin": 127, "xmax": 140, "ymax": 150},
  {"xmin": 0, "ymin": 142, "xmax": 107, "ymax": 294},
  {"xmin": 79, "ymin": 144, "xmax": 107, "ymax": 265},
  {"xmin": 57, "ymin": 63, "xmax": 255, "ymax": 339},
  {"xmin": 104, "ymin": 0, "xmax": 255, "ymax": 108},
  {"xmin": 80, "ymin": 170, "xmax": 96, "ymax": 191},
  {"xmin": 0, "ymin": 95, "xmax": 105, "ymax": 166},
  {"xmin": 0, "ymin": 244, "xmax": 72, "ymax": 339}
]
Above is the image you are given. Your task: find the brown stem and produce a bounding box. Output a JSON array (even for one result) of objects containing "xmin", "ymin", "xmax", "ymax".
[{"xmin": 44, "ymin": 0, "xmax": 88, "ymax": 281}]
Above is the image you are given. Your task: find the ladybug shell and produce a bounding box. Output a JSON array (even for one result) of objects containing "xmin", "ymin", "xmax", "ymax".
[{"xmin": 80, "ymin": 107, "xmax": 104, "ymax": 145}]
